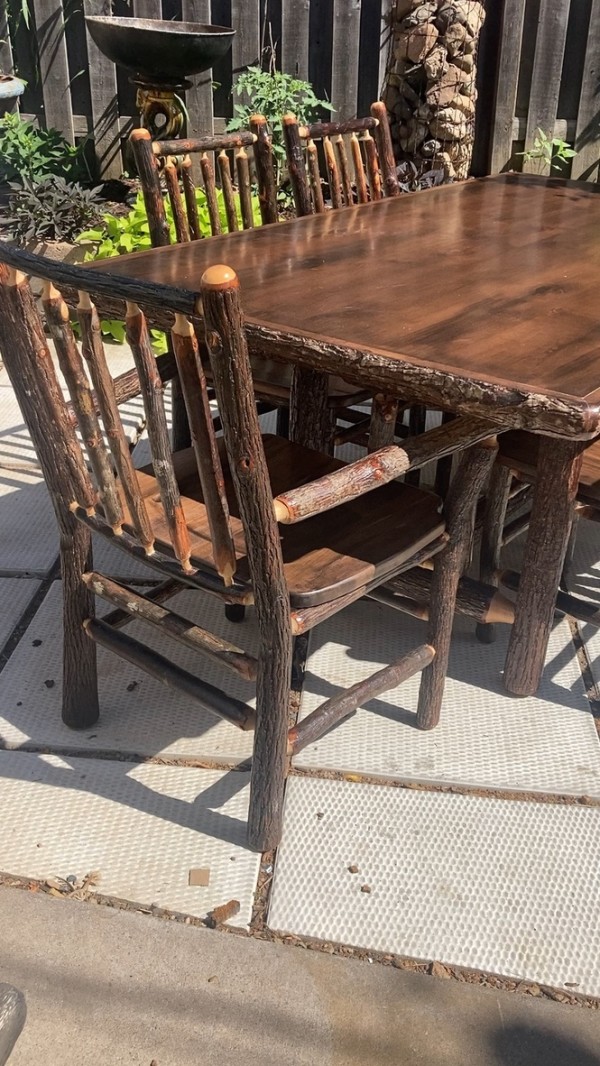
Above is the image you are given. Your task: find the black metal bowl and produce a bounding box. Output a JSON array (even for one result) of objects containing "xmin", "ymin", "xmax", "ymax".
[{"xmin": 85, "ymin": 16, "xmax": 235, "ymax": 82}]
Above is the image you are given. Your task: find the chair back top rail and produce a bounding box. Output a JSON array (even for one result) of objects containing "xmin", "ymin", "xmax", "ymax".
[
  {"xmin": 131, "ymin": 117, "xmax": 277, "ymax": 250},
  {"xmin": 284, "ymin": 100, "xmax": 399, "ymax": 216},
  {"xmin": 0, "ymin": 243, "xmax": 200, "ymax": 316}
]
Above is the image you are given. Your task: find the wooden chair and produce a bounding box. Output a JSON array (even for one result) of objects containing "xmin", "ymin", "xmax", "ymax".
[
  {"xmin": 0, "ymin": 244, "xmax": 502, "ymax": 851},
  {"xmin": 477, "ymin": 431, "xmax": 600, "ymax": 644},
  {"xmin": 130, "ymin": 121, "xmax": 369, "ymax": 450}
]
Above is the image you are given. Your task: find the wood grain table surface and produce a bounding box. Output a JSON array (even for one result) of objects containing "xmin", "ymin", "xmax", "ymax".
[{"xmin": 91, "ymin": 173, "xmax": 600, "ymax": 440}]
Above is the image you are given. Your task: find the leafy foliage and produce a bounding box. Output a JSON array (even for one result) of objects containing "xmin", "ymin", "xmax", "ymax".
[
  {"xmin": 6, "ymin": 177, "xmax": 104, "ymax": 243},
  {"xmin": 227, "ymin": 66, "xmax": 332, "ymax": 177},
  {"xmin": 0, "ymin": 113, "xmax": 87, "ymax": 184},
  {"xmin": 77, "ymin": 185, "xmax": 261, "ymax": 349},
  {"xmin": 519, "ymin": 128, "xmax": 577, "ymax": 172}
]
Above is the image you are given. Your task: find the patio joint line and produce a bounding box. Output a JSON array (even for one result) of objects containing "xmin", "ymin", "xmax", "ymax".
[
  {"xmin": 288, "ymin": 765, "xmax": 600, "ymax": 808},
  {"xmin": 0, "ymin": 741, "xmax": 252, "ymax": 772},
  {"xmin": 0, "ymin": 560, "xmax": 60, "ymax": 672}
]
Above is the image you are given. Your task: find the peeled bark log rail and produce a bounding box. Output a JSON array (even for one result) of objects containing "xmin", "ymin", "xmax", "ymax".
[
  {"xmin": 84, "ymin": 572, "xmax": 258, "ymax": 681},
  {"xmin": 84, "ymin": 617, "xmax": 255, "ymax": 730},
  {"xmin": 289, "ymin": 645, "xmax": 436, "ymax": 755},
  {"xmin": 273, "ymin": 415, "xmax": 501, "ymax": 524}
]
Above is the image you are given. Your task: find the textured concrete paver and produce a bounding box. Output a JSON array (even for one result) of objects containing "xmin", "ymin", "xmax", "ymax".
[{"xmin": 2, "ymin": 887, "xmax": 600, "ymax": 1066}]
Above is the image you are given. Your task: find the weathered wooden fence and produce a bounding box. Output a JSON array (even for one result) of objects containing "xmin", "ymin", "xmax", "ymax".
[
  {"xmin": 487, "ymin": 0, "xmax": 599, "ymax": 180},
  {"xmin": 1, "ymin": 0, "xmax": 599, "ymax": 182}
]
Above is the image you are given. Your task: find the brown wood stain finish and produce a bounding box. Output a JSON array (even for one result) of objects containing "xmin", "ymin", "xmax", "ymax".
[{"xmin": 89, "ymin": 175, "xmax": 600, "ymax": 438}]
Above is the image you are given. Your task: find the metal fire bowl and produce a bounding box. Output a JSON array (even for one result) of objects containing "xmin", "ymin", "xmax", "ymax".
[{"xmin": 85, "ymin": 16, "xmax": 235, "ymax": 83}]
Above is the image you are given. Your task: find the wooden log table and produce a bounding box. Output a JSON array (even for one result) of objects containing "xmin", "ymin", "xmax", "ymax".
[{"xmin": 87, "ymin": 173, "xmax": 600, "ymax": 697}]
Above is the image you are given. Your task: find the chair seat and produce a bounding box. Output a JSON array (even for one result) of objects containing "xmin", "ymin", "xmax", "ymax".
[
  {"xmin": 498, "ymin": 430, "xmax": 600, "ymax": 506},
  {"xmin": 126, "ymin": 434, "xmax": 444, "ymax": 608}
]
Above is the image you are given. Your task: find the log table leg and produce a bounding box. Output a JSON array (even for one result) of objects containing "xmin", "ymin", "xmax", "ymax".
[
  {"xmin": 289, "ymin": 366, "xmax": 335, "ymax": 452},
  {"xmin": 503, "ymin": 437, "xmax": 585, "ymax": 697}
]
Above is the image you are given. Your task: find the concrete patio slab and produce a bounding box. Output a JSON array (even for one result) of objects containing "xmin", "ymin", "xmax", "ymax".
[
  {"xmin": 269, "ymin": 775, "xmax": 600, "ymax": 996},
  {"xmin": 0, "ymin": 578, "xmax": 40, "ymax": 649},
  {"xmin": 0, "ymin": 465, "xmax": 56, "ymax": 573},
  {"xmin": 0, "ymin": 751, "xmax": 259, "ymax": 925},
  {"xmin": 295, "ymin": 601, "xmax": 600, "ymax": 797},
  {"xmin": 0, "ymin": 581, "xmax": 256, "ymax": 763},
  {"xmin": 4, "ymin": 887, "xmax": 600, "ymax": 1066}
]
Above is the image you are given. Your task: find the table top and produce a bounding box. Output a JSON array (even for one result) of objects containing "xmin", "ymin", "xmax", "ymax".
[{"xmin": 90, "ymin": 174, "xmax": 600, "ymax": 438}]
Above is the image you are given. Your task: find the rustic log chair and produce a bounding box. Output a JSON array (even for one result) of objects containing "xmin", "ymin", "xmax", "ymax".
[
  {"xmin": 0, "ymin": 244, "xmax": 505, "ymax": 851},
  {"xmin": 476, "ymin": 431, "xmax": 600, "ymax": 645},
  {"xmin": 129, "ymin": 121, "xmax": 369, "ymax": 449}
]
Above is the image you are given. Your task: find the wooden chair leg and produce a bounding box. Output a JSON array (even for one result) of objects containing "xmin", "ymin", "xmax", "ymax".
[
  {"xmin": 434, "ymin": 412, "xmax": 456, "ymax": 500},
  {"xmin": 225, "ymin": 603, "xmax": 246, "ymax": 623},
  {"xmin": 416, "ymin": 438, "xmax": 499, "ymax": 730},
  {"xmin": 276, "ymin": 406, "xmax": 290, "ymax": 438},
  {"xmin": 171, "ymin": 374, "xmax": 192, "ymax": 452},
  {"xmin": 476, "ymin": 463, "xmax": 513, "ymax": 644},
  {"xmin": 60, "ymin": 515, "xmax": 99, "ymax": 729},
  {"xmin": 405, "ymin": 406, "xmax": 427, "ymax": 486},
  {"xmin": 291, "ymin": 633, "xmax": 310, "ymax": 694},
  {"xmin": 247, "ymin": 638, "xmax": 292, "ymax": 852}
]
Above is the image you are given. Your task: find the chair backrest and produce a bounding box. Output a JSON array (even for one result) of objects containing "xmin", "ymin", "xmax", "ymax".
[
  {"xmin": 130, "ymin": 118, "xmax": 278, "ymax": 249},
  {"xmin": 283, "ymin": 101, "xmax": 399, "ymax": 217},
  {"xmin": 0, "ymin": 247, "xmax": 274, "ymax": 591}
]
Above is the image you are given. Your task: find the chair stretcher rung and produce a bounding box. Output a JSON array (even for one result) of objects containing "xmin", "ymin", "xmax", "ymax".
[
  {"xmin": 289, "ymin": 645, "xmax": 435, "ymax": 754},
  {"xmin": 84, "ymin": 572, "xmax": 257, "ymax": 681},
  {"xmin": 84, "ymin": 618, "xmax": 255, "ymax": 730}
]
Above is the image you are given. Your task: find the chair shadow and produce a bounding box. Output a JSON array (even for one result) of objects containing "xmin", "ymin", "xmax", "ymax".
[
  {"xmin": 0, "ymin": 753, "xmax": 249, "ymax": 848},
  {"xmin": 300, "ymin": 597, "xmax": 592, "ymax": 735}
]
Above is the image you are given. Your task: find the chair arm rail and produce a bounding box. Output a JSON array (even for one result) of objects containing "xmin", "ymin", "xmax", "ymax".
[{"xmin": 273, "ymin": 416, "xmax": 501, "ymax": 524}]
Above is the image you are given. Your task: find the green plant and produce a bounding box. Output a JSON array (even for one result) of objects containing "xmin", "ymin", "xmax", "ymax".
[
  {"xmin": 6, "ymin": 176, "xmax": 104, "ymax": 243},
  {"xmin": 0, "ymin": 113, "xmax": 87, "ymax": 184},
  {"xmin": 519, "ymin": 128, "xmax": 577, "ymax": 173},
  {"xmin": 77, "ymin": 186, "xmax": 261, "ymax": 349},
  {"xmin": 227, "ymin": 66, "xmax": 332, "ymax": 180}
]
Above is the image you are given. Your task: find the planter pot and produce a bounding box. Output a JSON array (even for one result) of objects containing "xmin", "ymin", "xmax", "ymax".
[
  {"xmin": 0, "ymin": 75, "xmax": 25, "ymax": 117},
  {"xmin": 21, "ymin": 238, "xmax": 92, "ymax": 295}
]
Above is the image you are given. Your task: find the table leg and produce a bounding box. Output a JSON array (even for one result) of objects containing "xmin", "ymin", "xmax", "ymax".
[
  {"xmin": 289, "ymin": 366, "xmax": 335, "ymax": 452},
  {"xmin": 503, "ymin": 436, "xmax": 585, "ymax": 696}
]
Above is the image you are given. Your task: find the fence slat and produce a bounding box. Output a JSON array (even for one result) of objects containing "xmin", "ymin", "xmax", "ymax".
[
  {"xmin": 83, "ymin": 0, "xmax": 121, "ymax": 179},
  {"xmin": 490, "ymin": 0, "xmax": 527, "ymax": 174},
  {"xmin": 182, "ymin": 0, "xmax": 214, "ymax": 142},
  {"xmin": 34, "ymin": 0, "xmax": 74, "ymax": 139},
  {"xmin": 5, "ymin": 0, "xmax": 597, "ymax": 183},
  {"xmin": 523, "ymin": 0, "xmax": 570, "ymax": 174},
  {"xmin": 231, "ymin": 0, "xmax": 260, "ymax": 88},
  {"xmin": 132, "ymin": 0, "xmax": 162, "ymax": 18},
  {"xmin": 378, "ymin": 0, "xmax": 393, "ymax": 99},
  {"xmin": 572, "ymin": 0, "xmax": 600, "ymax": 182},
  {"xmin": 330, "ymin": 0, "xmax": 361, "ymax": 119},
  {"xmin": 282, "ymin": 0, "xmax": 310, "ymax": 80},
  {"xmin": 0, "ymin": 0, "xmax": 14, "ymax": 78}
]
